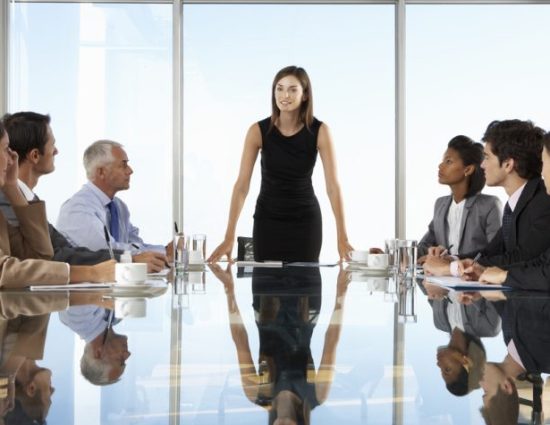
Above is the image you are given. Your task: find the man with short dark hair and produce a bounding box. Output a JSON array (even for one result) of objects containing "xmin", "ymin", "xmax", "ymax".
[
  {"xmin": 425, "ymin": 119, "xmax": 550, "ymax": 276},
  {"xmin": 1, "ymin": 112, "xmax": 166, "ymax": 271}
]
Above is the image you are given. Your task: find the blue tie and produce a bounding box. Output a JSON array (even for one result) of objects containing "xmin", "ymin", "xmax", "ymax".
[{"xmin": 107, "ymin": 201, "xmax": 120, "ymax": 241}]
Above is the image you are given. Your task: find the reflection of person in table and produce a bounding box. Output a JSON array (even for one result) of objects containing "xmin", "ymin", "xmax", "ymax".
[
  {"xmin": 417, "ymin": 136, "xmax": 501, "ymax": 262},
  {"xmin": 476, "ymin": 292, "xmax": 550, "ymax": 424},
  {"xmin": 208, "ymin": 65, "xmax": 353, "ymax": 263},
  {"xmin": 59, "ymin": 302, "xmax": 131, "ymax": 386},
  {"xmin": 423, "ymin": 283, "xmax": 497, "ymax": 396},
  {"xmin": 210, "ymin": 264, "xmax": 350, "ymax": 424}
]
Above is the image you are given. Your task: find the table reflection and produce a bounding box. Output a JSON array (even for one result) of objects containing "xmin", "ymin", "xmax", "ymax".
[{"xmin": 210, "ymin": 265, "xmax": 350, "ymax": 425}]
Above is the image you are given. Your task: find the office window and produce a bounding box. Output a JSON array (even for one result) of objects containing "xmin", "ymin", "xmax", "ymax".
[
  {"xmin": 406, "ymin": 5, "xmax": 550, "ymax": 241},
  {"xmin": 183, "ymin": 4, "xmax": 395, "ymax": 260},
  {"xmin": 9, "ymin": 3, "xmax": 172, "ymax": 244}
]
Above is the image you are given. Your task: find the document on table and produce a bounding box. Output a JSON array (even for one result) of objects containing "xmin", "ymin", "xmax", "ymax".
[
  {"xmin": 235, "ymin": 261, "xmax": 283, "ymax": 268},
  {"xmin": 286, "ymin": 262, "xmax": 339, "ymax": 267},
  {"xmin": 28, "ymin": 282, "xmax": 113, "ymax": 291},
  {"xmin": 426, "ymin": 276, "xmax": 511, "ymax": 291}
]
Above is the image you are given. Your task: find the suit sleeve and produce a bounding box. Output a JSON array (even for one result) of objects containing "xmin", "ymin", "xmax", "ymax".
[
  {"xmin": 504, "ymin": 248, "xmax": 550, "ymax": 291},
  {"xmin": 50, "ymin": 224, "xmax": 121, "ymax": 265},
  {"xmin": 418, "ymin": 219, "xmax": 436, "ymax": 257},
  {"xmin": 0, "ymin": 203, "xmax": 69, "ymax": 288}
]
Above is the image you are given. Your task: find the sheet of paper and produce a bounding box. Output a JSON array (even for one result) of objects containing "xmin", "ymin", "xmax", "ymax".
[
  {"xmin": 235, "ymin": 261, "xmax": 283, "ymax": 268},
  {"xmin": 286, "ymin": 262, "xmax": 339, "ymax": 267},
  {"xmin": 426, "ymin": 276, "xmax": 510, "ymax": 290},
  {"xmin": 29, "ymin": 282, "xmax": 113, "ymax": 291}
]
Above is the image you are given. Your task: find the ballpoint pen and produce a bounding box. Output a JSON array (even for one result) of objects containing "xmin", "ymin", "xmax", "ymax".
[
  {"xmin": 103, "ymin": 225, "xmax": 115, "ymax": 260},
  {"xmin": 472, "ymin": 252, "xmax": 482, "ymax": 265},
  {"xmin": 439, "ymin": 244, "xmax": 454, "ymax": 257}
]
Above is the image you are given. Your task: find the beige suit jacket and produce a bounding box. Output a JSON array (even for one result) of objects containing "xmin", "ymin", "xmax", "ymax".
[{"xmin": 0, "ymin": 201, "xmax": 68, "ymax": 289}]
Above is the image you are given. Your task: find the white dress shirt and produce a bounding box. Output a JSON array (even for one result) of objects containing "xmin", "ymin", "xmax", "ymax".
[{"xmin": 446, "ymin": 199, "xmax": 465, "ymax": 256}]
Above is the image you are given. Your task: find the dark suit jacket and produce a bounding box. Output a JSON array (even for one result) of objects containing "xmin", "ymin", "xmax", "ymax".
[
  {"xmin": 504, "ymin": 248, "xmax": 550, "ymax": 291},
  {"xmin": 0, "ymin": 191, "xmax": 121, "ymax": 265},
  {"xmin": 418, "ymin": 194, "xmax": 502, "ymax": 257},
  {"xmin": 465, "ymin": 178, "xmax": 550, "ymax": 267}
]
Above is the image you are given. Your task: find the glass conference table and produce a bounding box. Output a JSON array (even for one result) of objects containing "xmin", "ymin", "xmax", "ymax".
[{"xmin": 1, "ymin": 264, "xmax": 548, "ymax": 425}]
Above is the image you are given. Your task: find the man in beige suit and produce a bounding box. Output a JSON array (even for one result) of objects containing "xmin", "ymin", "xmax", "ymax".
[{"xmin": 0, "ymin": 120, "xmax": 114, "ymax": 289}]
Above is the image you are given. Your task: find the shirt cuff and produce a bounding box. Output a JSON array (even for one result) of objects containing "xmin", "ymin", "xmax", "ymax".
[
  {"xmin": 450, "ymin": 260, "xmax": 460, "ymax": 277},
  {"xmin": 65, "ymin": 263, "xmax": 71, "ymax": 284}
]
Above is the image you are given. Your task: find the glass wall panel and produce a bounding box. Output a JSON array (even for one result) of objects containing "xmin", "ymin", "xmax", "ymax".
[
  {"xmin": 407, "ymin": 5, "xmax": 550, "ymax": 242},
  {"xmin": 9, "ymin": 4, "xmax": 172, "ymax": 423},
  {"xmin": 9, "ymin": 3, "xmax": 172, "ymax": 244},
  {"xmin": 183, "ymin": 5, "xmax": 395, "ymax": 261}
]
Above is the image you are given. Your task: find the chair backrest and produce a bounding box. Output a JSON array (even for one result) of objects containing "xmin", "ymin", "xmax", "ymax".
[{"xmin": 237, "ymin": 236, "xmax": 254, "ymax": 261}]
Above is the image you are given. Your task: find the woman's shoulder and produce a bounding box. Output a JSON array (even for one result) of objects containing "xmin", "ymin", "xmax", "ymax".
[{"xmin": 470, "ymin": 193, "xmax": 502, "ymax": 208}]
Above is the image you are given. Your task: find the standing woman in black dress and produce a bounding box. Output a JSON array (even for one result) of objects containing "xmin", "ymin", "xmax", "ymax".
[{"xmin": 208, "ymin": 66, "xmax": 353, "ymax": 263}]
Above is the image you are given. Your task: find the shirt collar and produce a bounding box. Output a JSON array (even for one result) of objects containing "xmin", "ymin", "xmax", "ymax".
[
  {"xmin": 508, "ymin": 183, "xmax": 526, "ymax": 212},
  {"xmin": 86, "ymin": 181, "xmax": 113, "ymax": 207},
  {"xmin": 17, "ymin": 179, "xmax": 35, "ymax": 202}
]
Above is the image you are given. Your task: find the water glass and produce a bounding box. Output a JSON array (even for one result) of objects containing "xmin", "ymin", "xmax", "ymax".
[
  {"xmin": 384, "ymin": 239, "xmax": 397, "ymax": 270},
  {"xmin": 192, "ymin": 234, "xmax": 207, "ymax": 261},
  {"xmin": 173, "ymin": 232, "xmax": 190, "ymax": 272},
  {"xmin": 396, "ymin": 239, "xmax": 418, "ymax": 278}
]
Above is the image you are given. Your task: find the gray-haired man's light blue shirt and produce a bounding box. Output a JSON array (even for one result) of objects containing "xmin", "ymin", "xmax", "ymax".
[{"xmin": 56, "ymin": 181, "xmax": 165, "ymax": 253}]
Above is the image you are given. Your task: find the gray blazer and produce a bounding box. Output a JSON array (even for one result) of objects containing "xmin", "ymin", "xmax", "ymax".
[{"xmin": 418, "ymin": 193, "xmax": 502, "ymax": 257}]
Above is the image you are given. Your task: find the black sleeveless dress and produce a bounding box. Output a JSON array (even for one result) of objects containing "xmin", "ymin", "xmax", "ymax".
[{"xmin": 253, "ymin": 117, "xmax": 322, "ymax": 262}]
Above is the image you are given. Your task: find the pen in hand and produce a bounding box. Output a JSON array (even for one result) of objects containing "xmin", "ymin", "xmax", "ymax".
[
  {"xmin": 103, "ymin": 225, "xmax": 115, "ymax": 260},
  {"xmin": 472, "ymin": 252, "xmax": 482, "ymax": 265},
  {"xmin": 439, "ymin": 244, "xmax": 454, "ymax": 257}
]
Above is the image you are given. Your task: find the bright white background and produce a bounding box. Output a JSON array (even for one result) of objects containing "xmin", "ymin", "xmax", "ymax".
[{"xmin": 183, "ymin": 5, "xmax": 395, "ymax": 261}]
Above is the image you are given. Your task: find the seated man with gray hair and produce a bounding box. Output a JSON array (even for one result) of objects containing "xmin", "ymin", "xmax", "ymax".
[{"xmin": 57, "ymin": 140, "xmax": 171, "ymax": 264}]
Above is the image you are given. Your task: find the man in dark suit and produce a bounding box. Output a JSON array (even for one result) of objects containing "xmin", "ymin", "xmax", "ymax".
[
  {"xmin": 425, "ymin": 119, "xmax": 550, "ymax": 277},
  {"xmin": 1, "ymin": 112, "xmax": 166, "ymax": 271}
]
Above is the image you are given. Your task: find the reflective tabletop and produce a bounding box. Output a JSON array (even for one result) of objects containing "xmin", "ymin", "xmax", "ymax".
[{"xmin": 1, "ymin": 265, "xmax": 549, "ymax": 425}]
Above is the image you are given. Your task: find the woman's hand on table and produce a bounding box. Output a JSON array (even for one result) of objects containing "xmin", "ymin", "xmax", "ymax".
[{"xmin": 207, "ymin": 239, "xmax": 234, "ymax": 263}]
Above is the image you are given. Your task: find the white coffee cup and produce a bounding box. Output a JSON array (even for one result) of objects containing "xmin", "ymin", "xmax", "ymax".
[
  {"xmin": 368, "ymin": 253, "xmax": 389, "ymax": 269},
  {"xmin": 188, "ymin": 250, "xmax": 203, "ymax": 265},
  {"xmin": 350, "ymin": 250, "xmax": 369, "ymax": 263},
  {"xmin": 115, "ymin": 298, "xmax": 146, "ymax": 318},
  {"xmin": 115, "ymin": 263, "xmax": 147, "ymax": 285}
]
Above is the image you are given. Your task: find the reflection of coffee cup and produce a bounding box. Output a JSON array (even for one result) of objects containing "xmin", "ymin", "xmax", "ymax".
[
  {"xmin": 115, "ymin": 263, "xmax": 147, "ymax": 285},
  {"xmin": 365, "ymin": 277, "xmax": 388, "ymax": 292},
  {"xmin": 350, "ymin": 250, "xmax": 369, "ymax": 263},
  {"xmin": 115, "ymin": 298, "xmax": 146, "ymax": 318},
  {"xmin": 368, "ymin": 254, "xmax": 389, "ymax": 269}
]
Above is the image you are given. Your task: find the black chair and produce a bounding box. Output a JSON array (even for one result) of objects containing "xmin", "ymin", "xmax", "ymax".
[{"xmin": 517, "ymin": 372, "xmax": 543, "ymax": 425}]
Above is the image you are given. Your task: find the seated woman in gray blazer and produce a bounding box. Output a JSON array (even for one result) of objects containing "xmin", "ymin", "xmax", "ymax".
[{"xmin": 418, "ymin": 135, "xmax": 502, "ymax": 261}]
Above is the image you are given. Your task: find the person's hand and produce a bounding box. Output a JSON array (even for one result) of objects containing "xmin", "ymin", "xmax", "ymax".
[
  {"xmin": 479, "ymin": 267, "xmax": 508, "ymax": 284},
  {"xmin": 338, "ymin": 239, "xmax": 354, "ymax": 262},
  {"xmin": 427, "ymin": 245, "xmax": 447, "ymax": 257},
  {"xmin": 208, "ymin": 262, "xmax": 234, "ymax": 291},
  {"xmin": 207, "ymin": 239, "xmax": 234, "ymax": 263},
  {"xmin": 423, "ymin": 255, "xmax": 451, "ymax": 276},
  {"xmin": 456, "ymin": 291, "xmax": 482, "ymax": 305},
  {"xmin": 424, "ymin": 282, "xmax": 449, "ymax": 300},
  {"xmin": 3, "ymin": 148, "xmax": 19, "ymax": 187},
  {"xmin": 165, "ymin": 240, "xmax": 174, "ymax": 262},
  {"xmin": 91, "ymin": 259, "xmax": 116, "ymax": 282},
  {"xmin": 369, "ymin": 247, "xmax": 384, "ymax": 254},
  {"xmin": 336, "ymin": 265, "xmax": 352, "ymax": 295},
  {"xmin": 133, "ymin": 251, "xmax": 167, "ymax": 273},
  {"xmin": 458, "ymin": 259, "xmax": 485, "ymax": 281},
  {"xmin": 417, "ymin": 254, "xmax": 428, "ymax": 265}
]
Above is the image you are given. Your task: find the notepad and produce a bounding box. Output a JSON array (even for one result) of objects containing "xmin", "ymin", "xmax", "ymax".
[{"xmin": 426, "ymin": 276, "xmax": 510, "ymax": 291}]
